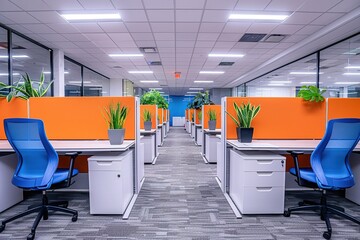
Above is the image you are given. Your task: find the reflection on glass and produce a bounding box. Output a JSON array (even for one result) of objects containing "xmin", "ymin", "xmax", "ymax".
[
  {"xmin": 65, "ymin": 59, "xmax": 81, "ymax": 96},
  {"xmin": 0, "ymin": 27, "xmax": 8, "ymax": 95},
  {"xmin": 83, "ymin": 68, "xmax": 109, "ymax": 96},
  {"xmin": 320, "ymin": 34, "xmax": 360, "ymax": 98},
  {"xmin": 123, "ymin": 79, "xmax": 134, "ymax": 96}
]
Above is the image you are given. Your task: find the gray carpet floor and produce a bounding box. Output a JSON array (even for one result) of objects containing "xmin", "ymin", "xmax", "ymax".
[{"xmin": 0, "ymin": 127, "xmax": 359, "ymax": 239}]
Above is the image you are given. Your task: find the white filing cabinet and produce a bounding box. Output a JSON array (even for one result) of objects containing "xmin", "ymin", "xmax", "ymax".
[
  {"xmin": 205, "ymin": 135, "xmax": 220, "ymax": 163},
  {"xmin": 191, "ymin": 124, "xmax": 195, "ymax": 138},
  {"xmin": 88, "ymin": 150, "xmax": 134, "ymax": 215},
  {"xmin": 0, "ymin": 154, "xmax": 23, "ymax": 212},
  {"xmin": 216, "ymin": 142, "xmax": 223, "ymax": 184},
  {"xmin": 346, "ymin": 153, "xmax": 360, "ymax": 204},
  {"xmin": 196, "ymin": 128, "xmax": 203, "ymax": 146},
  {"xmin": 156, "ymin": 128, "xmax": 161, "ymax": 146},
  {"xmin": 229, "ymin": 150, "xmax": 286, "ymax": 214},
  {"xmin": 138, "ymin": 143, "xmax": 144, "ymax": 182},
  {"xmin": 141, "ymin": 135, "xmax": 155, "ymax": 164}
]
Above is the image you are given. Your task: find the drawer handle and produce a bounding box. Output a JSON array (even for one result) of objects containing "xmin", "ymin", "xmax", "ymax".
[
  {"xmin": 96, "ymin": 160, "xmax": 113, "ymax": 165},
  {"xmin": 257, "ymin": 171, "xmax": 273, "ymax": 176},
  {"xmin": 256, "ymin": 187, "xmax": 272, "ymax": 192},
  {"xmin": 257, "ymin": 160, "xmax": 273, "ymax": 164}
]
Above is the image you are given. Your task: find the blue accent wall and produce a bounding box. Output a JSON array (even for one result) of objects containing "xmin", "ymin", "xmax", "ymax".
[{"xmin": 168, "ymin": 95, "xmax": 194, "ymax": 126}]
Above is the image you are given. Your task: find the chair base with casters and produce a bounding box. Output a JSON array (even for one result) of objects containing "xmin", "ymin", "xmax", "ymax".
[
  {"xmin": 284, "ymin": 151, "xmax": 360, "ymax": 239},
  {"xmin": 0, "ymin": 152, "xmax": 80, "ymax": 240}
]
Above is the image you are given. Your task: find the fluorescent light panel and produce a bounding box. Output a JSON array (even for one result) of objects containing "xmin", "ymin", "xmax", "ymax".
[
  {"xmin": 344, "ymin": 66, "xmax": 360, "ymax": 69},
  {"xmin": 187, "ymin": 92, "xmax": 200, "ymax": 94},
  {"xmin": 229, "ymin": 14, "xmax": 288, "ymax": 21},
  {"xmin": 189, "ymin": 88, "xmax": 203, "ymax": 90},
  {"xmin": 43, "ymin": 71, "xmax": 69, "ymax": 74},
  {"xmin": 268, "ymin": 83, "xmax": 285, "ymax": 86},
  {"xmin": 68, "ymin": 81, "xmax": 91, "ymax": 84},
  {"xmin": 289, "ymin": 72, "xmax": 323, "ymax": 75},
  {"xmin": 199, "ymin": 71, "xmax": 224, "ymax": 74},
  {"xmin": 140, "ymin": 80, "xmax": 158, "ymax": 83},
  {"xmin": 61, "ymin": 13, "xmax": 121, "ymax": 21},
  {"xmin": 269, "ymin": 81, "xmax": 291, "ymax": 84},
  {"xmin": 334, "ymin": 82, "xmax": 359, "ymax": 85},
  {"xmin": 194, "ymin": 80, "xmax": 214, "ymax": 83},
  {"xmin": 149, "ymin": 88, "xmax": 162, "ymax": 90},
  {"xmin": 343, "ymin": 72, "xmax": 360, "ymax": 76},
  {"xmin": 0, "ymin": 55, "xmax": 29, "ymax": 58},
  {"xmin": 208, "ymin": 53, "xmax": 245, "ymax": 58},
  {"xmin": 300, "ymin": 81, "xmax": 323, "ymax": 84},
  {"xmin": 0, "ymin": 73, "xmax": 20, "ymax": 76},
  {"xmin": 128, "ymin": 71, "xmax": 153, "ymax": 74},
  {"xmin": 109, "ymin": 53, "xmax": 143, "ymax": 57}
]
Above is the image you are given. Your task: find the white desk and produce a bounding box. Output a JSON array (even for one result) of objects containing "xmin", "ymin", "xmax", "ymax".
[
  {"xmin": 140, "ymin": 129, "xmax": 158, "ymax": 164},
  {"xmin": 194, "ymin": 124, "xmax": 202, "ymax": 146},
  {"xmin": 202, "ymin": 129, "xmax": 221, "ymax": 163},
  {"xmin": 222, "ymin": 139, "xmax": 360, "ymax": 217},
  {"xmin": 157, "ymin": 124, "xmax": 164, "ymax": 146}
]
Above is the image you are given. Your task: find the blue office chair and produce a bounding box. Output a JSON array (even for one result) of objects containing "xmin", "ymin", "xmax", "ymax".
[
  {"xmin": 0, "ymin": 118, "xmax": 79, "ymax": 240},
  {"xmin": 284, "ymin": 118, "xmax": 360, "ymax": 239}
]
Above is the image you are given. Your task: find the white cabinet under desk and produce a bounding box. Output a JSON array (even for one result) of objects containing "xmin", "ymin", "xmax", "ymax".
[
  {"xmin": 205, "ymin": 134, "xmax": 220, "ymax": 163},
  {"xmin": 229, "ymin": 149, "xmax": 286, "ymax": 214},
  {"xmin": 195, "ymin": 125, "xmax": 203, "ymax": 146}
]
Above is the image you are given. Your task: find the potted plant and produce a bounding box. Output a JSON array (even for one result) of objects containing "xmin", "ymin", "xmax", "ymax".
[
  {"xmin": 208, "ymin": 109, "xmax": 217, "ymax": 130},
  {"xmin": 140, "ymin": 90, "xmax": 168, "ymax": 109},
  {"xmin": 104, "ymin": 103, "xmax": 128, "ymax": 145},
  {"xmin": 226, "ymin": 102, "xmax": 260, "ymax": 143},
  {"xmin": 143, "ymin": 109, "xmax": 152, "ymax": 131},
  {"xmin": 198, "ymin": 111, "xmax": 202, "ymax": 123},
  {"xmin": 297, "ymin": 85, "xmax": 326, "ymax": 102},
  {"xmin": 0, "ymin": 72, "xmax": 53, "ymax": 102}
]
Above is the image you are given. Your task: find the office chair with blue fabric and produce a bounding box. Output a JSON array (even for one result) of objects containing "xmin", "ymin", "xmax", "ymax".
[
  {"xmin": 284, "ymin": 118, "xmax": 360, "ymax": 239},
  {"xmin": 0, "ymin": 118, "xmax": 79, "ymax": 240}
]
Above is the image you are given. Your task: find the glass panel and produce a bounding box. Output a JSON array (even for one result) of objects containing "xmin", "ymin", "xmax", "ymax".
[
  {"xmin": 237, "ymin": 84, "xmax": 246, "ymax": 97},
  {"xmin": 246, "ymin": 54, "xmax": 317, "ymax": 97},
  {"xmin": 11, "ymin": 33, "xmax": 52, "ymax": 95},
  {"xmin": 64, "ymin": 59, "xmax": 82, "ymax": 96},
  {"xmin": 0, "ymin": 27, "xmax": 8, "ymax": 95},
  {"xmin": 320, "ymin": 34, "xmax": 360, "ymax": 98},
  {"xmin": 123, "ymin": 79, "xmax": 134, "ymax": 96},
  {"xmin": 83, "ymin": 68, "xmax": 109, "ymax": 96}
]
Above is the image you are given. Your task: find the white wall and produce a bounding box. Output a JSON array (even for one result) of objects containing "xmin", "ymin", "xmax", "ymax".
[
  {"xmin": 110, "ymin": 78, "xmax": 123, "ymax": 96},
  {"xmin": 53, "ymin": 49, "xmax": 64, "ymax": 97},
  {"xmin": 247, "ymin": 86, "xmax": 296, "ymax": 97}
]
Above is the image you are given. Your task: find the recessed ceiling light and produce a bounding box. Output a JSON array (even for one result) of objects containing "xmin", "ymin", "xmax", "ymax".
[
  {"xmin": 149, "ymin": 87, "xmax": 162, "ymax": 90},
  {"xmin": 109, "ymin": 53, "xmax": 143, "ymax": 57},
  {"xmin": 334, "ymin": 82, "xmax": 359, "ymax": 85},
  {"xmin": 269, "ymin": 81, "xmax": 291, "ymax": 84},
  {"xmin": 194, "ymin": 80, "xmax": 214, "ymax": 83},
  {"xmin": 268, "ymin": 83, "xmax": 285, "ymax": 86},
  {"xmin": 343, "ymin": 72, "xmax": 360, "ymax": 76},
  {"xmin": 289, "ymin": 72, "xmax": 323, "ymax": 75},
  {"xmin": 43, "ymin": 71, "xmax": 69, "ymax": 74},
  {"xmin": 0, "ymin": 55, "xmax": 29, "ymax": 58},
  {"xmin": 129, "ymin": 71, "xmax": 153, "ymax": 74},
  {"xmin": 61, "ymin": 13, "xmax": 121, "ymax": 21},
  {"xmin": 187, "ymin": 91, "xmax": 200, "ymax": 94},
  {"xmin": 199, "ymin": 71, "xmax": 224, "ymax": 74},
  {"xmin": 300, "ymin": 81, "xmax": 323, "ymax": 84},
  {"xmin": 208, "ymin": 53, "xmax": 245, "ymax": 58},
  {"xmin": 344, "ymin": 66, "xmax": 360, "ymax": 69},
  {"xmin": 229, "ymin": 14, "xmax": 289, "ymax": 21},
  {"xmin": 189, "ymin": 88, "xmax": 203, "ymax": 90},
  {"xmin": 140, "ymin": 80, "xmax": 158, "ymax": 83}
]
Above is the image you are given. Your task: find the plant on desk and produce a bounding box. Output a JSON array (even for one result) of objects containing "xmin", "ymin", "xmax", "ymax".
[
  {"xmin": 104, "ymin": 103, "xmax": 128, "ymax": 145},
  {"xmin": 207, "ymin": 109, "xmax": 217, "ymax": 130},
  {"xmin": 140, "ymin": 89, "xmax": 168, "ymax": 109},
  {"xmin": 198, "ymin": 111, "xmax": 202, "ymax": 122},
  {"xmin": 0, "ymin": 72, "xmax": 53, "ymax": 102},
  {"xmin": 143, "ymin": 109, "xmax": 152, "ymax": 131},
  {"xmin": 297, "ymin": 85, "xmax": 326, "ymax": 102},
  {"xmin": 226, "ymin": 102, "xmax": 260, "ymax": 143}
]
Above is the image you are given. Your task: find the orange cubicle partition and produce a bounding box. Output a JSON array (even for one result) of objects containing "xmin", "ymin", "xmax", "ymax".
[
  {"xmin": 185, "ymin": 109, "xmax": 188, "ymax": 120},
  {"xmin": 29, "ymin": 97, "xmax": 136, "ymax": 140},
  {"xmin": 0, "ymin": 98, "xmax": 29, "ymax": 139},
  {"xmin": 158, "ymin": 108, "xmax": 163, "ymax": 124},
  {"xmin": 163, "ymin": 109, "xmax": 168, "ymax": 122},
  {"xmin": 203, "ymin": 105, "xmax": 221, "ymax": 129},
  {"xmin": 140, "ymin": 105, "xmax": 157, "ymax": 129},
  {"xmin": 226, "ymin": 97, "xmax": 326, "ymax": 140},
  {"xmin": 195, "ymin": 109, "xmax": 201, "ymax": 124},
  {"xmin": 327, "ymin": 98, "xmax": 360, "ymax": 120}
]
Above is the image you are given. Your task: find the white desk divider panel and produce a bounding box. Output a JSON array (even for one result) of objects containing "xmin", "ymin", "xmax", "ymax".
[
  {"xmin": 138, "ymin": 143, "xmax": 144, "ymax": 183},
  {"xmin": 0, "ymin": 153, "xmax": 23, "ymax": 213},
  {"xmin": 195, "ymin": 125, "xmax": 203, "ymax": 146},
  {"xmin": 157, "ymin": 125, "xmax": 162, "ymax": 146},
  {"xmin": 229, "ymin": 150, "xmax": 286, "ymax": 214},
  {"xmin": 88, "ymin": 150, "xmax": 134, "ymax": 215},
  {"xmin": 216, "ymin": 142, "xmax": 223, "ymax": 185},
  {"xmin": 191, "ymin": 123, "xmax": 195, "ymax": 138}
]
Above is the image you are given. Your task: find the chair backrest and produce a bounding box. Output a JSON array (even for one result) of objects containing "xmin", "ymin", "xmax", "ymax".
[
  {"xmin": 311, "ymin": 118, "xmax": 360, "ymax": 189},
  {"xmin": 4, "ymin": 118, "xmax": 58, "ymax": 189}
]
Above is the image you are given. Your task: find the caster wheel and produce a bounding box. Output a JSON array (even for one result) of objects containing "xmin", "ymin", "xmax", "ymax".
[
  {"xmin": 27, "ymin": 233, "xmax": 35, "ymax": 240},
  {"xmin": 323, "ymin": 231, "xmax": 331, "ymax": 239},
  {"xmin": 283, "ymin": 211, "xmax": 291, "ymax": 217},
  {"xmin": 72, "ymin": 215, "xmax": 78, "ymax": 222},
  {"xmin": 0, "ymin": 224, "xmax": 5, "ymax": 233}
]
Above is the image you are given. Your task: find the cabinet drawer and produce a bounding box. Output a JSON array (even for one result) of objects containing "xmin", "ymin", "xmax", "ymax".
[
  {"xmin": 242, "ymin": 171, "xmax": 285, "ymax": 187},
  {"xmin": 243, "ymin": 158, "xmax": 285, "ymax": 172}
]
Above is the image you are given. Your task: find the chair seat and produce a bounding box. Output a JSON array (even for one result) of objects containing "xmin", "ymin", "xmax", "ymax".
[
  {"xmin": 53, "ymin": 168, "xmax": 79, "ymax": 184},
  {"xmin": 289, "ymin": 167, "xmax": 316, "ymax": 183}
]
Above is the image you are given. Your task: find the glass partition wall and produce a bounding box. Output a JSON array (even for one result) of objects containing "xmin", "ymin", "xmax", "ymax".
[
  {"xmin": 238, "ymin": 33, "xmax": 360, "ymax": 98},
  {"xmin": 0, "ymin": 26, "xmax": 8, "ymax": 95}
]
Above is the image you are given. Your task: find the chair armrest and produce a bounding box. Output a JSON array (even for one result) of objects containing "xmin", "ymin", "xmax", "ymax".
[
  {"xmin": 287, "ymin": 151, "xmax": 306, "ymax": 186},
  {"xmin": 65, "ymin": 152, "xmax": 82, "ymax": 187}
]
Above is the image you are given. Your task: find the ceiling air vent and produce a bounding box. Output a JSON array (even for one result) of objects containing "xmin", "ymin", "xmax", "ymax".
[
  {"xmin": 219, "ymin": 62, "xmax": 234, "ymax": 66},
  {"xmin": 239, "ymin": 33, "xmax": 266, "ymax": 42},
  {"xmin": 139, "ymin": 47, "xmax": 158, "ymax": 53},
  {"xmin": 263, "ymin": 34, "xmax": 287, "ymax": 43},
  {"xmin": 112, "ymin": 65, "xmax": 122, "ymax": 69},
  {"xmin": 148, "ymin": 61, "xmax": 162, "ymax": 66}
]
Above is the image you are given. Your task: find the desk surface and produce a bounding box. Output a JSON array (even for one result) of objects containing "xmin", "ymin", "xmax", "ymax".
[
  {"xmin": 204, "ymin": 129, "xmax": 221, "ymax": 133},
  {"xmin": 195, "ymin": 124, "xmax": 202, "ymax": 127},
  {"xmin": 0, "ymin": 140, "xmax": 135, "ymax": 153},
  {"xmin": 227, "ymin": 139, "xmax": 360, "ymax": 151},
  {"xmin": 140, "ymin": 129, "xmax": 156, "ymax": 134}
]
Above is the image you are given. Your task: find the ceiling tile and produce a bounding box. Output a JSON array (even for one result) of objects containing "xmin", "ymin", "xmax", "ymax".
[
  {"xmin": 108, "ymin": 33, "xmax": 134, "ymax": 42},
  {"xmin": 295, "ymin": 25, "xmax": 323, "ymax": 35},
  {"xmin": 47, "ymin": 23, "xmax": 78, "ymax": 33},
  {"xmin": 1, "ymin": 12, "xmax": 40, "ymax": 23},
  {"xmin": 328, "ymin": 0, "xmax": 360, "ymax": 12},
  {"xmin": 0, "ymin": 0, "xmax": 22, "ymax": 11},
  {"xmin": 77, "ymin": 0, "xmax": 115, "ymax": 9},
  {"xmin": 154, "ymin": 33, "xmax": 175, "ymax": 41},
  {"xmin": 42, "ymin": 0, "xmax": 84, "ymax": 10},
  {"xmin": 29, "ymin": 11, "xmax": 68, "ymax": 24},
  {"xmin": 175, "ymin": 0, "xmax": 205, "ymax": 9},
  {"xmin": 143, "ymin": 0, "xmax": 174, "ymax": 9},
  {"xmin": 135, "ymin": 40, "xmax": 156, "ymax": 47},
  {"xmin": 247, "ymin": 23, "xmax": 278, "ymax": 33},
  {"xmin": 150, "ymin": 23, "xmax": 175, "ymax": 32},
  {"xmin": 197, "ymin": 33, "xmax": 220, "ymax": 41},
  {"xmin": 199, "ymin": 22, "xmax": 225, "ymax": 33},
  {"xmin": 205, "ymin": 0, "xmax": 238, "ymax": 10},
  {"xmin": 6, "ymin": 24, "xmax": 33, "ymax": 34},
  {"xmin": 84, "ymin": 33, "xmax": 112, "ymax": 42},
  {"xmin": 111, "ymin": 0, "xmax": 144, "ymax": 9},
  {"xmin": 234, "ymin": 0, "xmax": 271, "ymax": 10},
  {"xmin": 23, "ymin": 23, "xmax": 56, "ymax": 33},
  {"xmin": 120, "ymin": 10, "xmax": 148, "ymax": 22},
  {"xmin": 176, "ymin": 33, "xmax": 197, "ymax": 41},
  {"xmin": 195, "ymin": 41, "xmax": 215, "ymax": 48},
  {"xmin": 0, "ymin": 14, "xmax": 14, "ymax": 24},
  {"xmin": 202, "ymin": 10, "xmax": 230, "ymax": 22},
  {"xmin": 272, "ymin": 24, "xmax": 304, "ymax": 34},
  {"xmin": 10, "ymin": 0, "xmax": 52, "ymax": 10},
  {"xmin": 98, "ymin": 22, "xmax": 128, "ymax": 32},
  {"xmin": 147, "ymin": 10, "xmax": 174, "ymax": 22},
  {"xmin": 298, "ymin": 0, "xmax": 342, "ymax": 12},
  {"xmin": 284, "ymin": 12, "xmax": 322, "ymax": 25},
  {"xmin": 176, "ymin": 10, "xmax": 203, "ymax": 22},
  {"xmin": 265, "ymin": 0, "xmax": 305, "ymax": 11},
  {"xmin": 130, "ymin": 33, "xmax": 154, "ymax": 41},
  {"xmin": 222, "ymin": 22, "xmax": 250, "ymax": 33},
  {"xmin": 72, "ymin": 23, "xmax": 104, "ymax": 33},
  {"xmin": 125, "ymin": 22, "xmax": 151, "ymax": 32},
  {"xmin": 41, "ymin": 33, "xmax": 69, "ymax": 42},
  {"xmin": 53, "ymin": 41, "xmax": 78, "ymax": 48},
  {"xmin": 311, "ymin": 13, "xmax": 343, "ymax": 25},
  {"xmin": 93, "ymin": 40, "xmax": 118, "ymax": 48},
  {"xmin": 176, "ymin": 23, "xmax": 200, "ymax": 32},
  {"xmin": 217, "ymin": 33, "xmax": 242, "ymax": 42},
  {"xmin": 156, "ymin": 41, "xmax": 175, "ymax": 47},
  {"xmin": 63, "ymin": 33, "xmax": 89, "ymax": 41}
]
